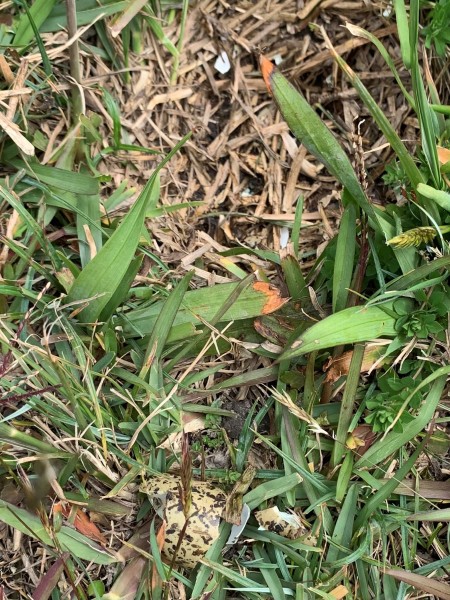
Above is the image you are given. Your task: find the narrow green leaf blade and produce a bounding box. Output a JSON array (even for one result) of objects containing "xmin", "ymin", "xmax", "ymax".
[
  {"xmin": 67, "ymin": 135, "xmax": 189, "ymax": 322},
  {"xmin": 332, "ymin": 203, "xmax": 356, "ymax": 313},
  {"xmin": 260, "ymin": 56, "xmax": 382, "ymax": 232},
  {"xmin": 9, "ymin": 160, "xmax": 100, "ymax": 195},
  {"xmin": 281, "ymin": 305, "xmax": 397, "ymax": 360}
]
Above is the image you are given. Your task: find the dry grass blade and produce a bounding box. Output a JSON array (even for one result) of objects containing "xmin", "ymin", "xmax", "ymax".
[{"xmin": 384, "ymin": 569, "xmax": 450, "ymax": 599}]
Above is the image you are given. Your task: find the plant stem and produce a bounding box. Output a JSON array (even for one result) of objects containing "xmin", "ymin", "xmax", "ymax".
[{"xmin": 66, "ymin": 0, "xmax": 83, "ymax": 121}]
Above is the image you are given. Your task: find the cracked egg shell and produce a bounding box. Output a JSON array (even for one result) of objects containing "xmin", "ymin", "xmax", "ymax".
[
  {"xmin": 255, "ymin": 506, "xmax": 302, "ymax": 539},
  {"xmin": 141, "ymin": 475, "xmax": 226, "ymax": 569}
]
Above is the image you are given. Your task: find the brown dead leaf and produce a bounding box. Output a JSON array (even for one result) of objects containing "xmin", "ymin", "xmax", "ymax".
[
  {"xmin": 330, "ymin": 585, "xmax": 349, "ymax": 599},
  {"xmin": 324, "ymin": 343, "xmax": 389, "ymax": 383},
  {"xmin": 106, "ymin": 557, "xmax": 147, "ymax": 600},
  {"xmin": 158, "ymin": 412, "xmax": 205, "ymax": 451},
  {"xmin": 385, "ymin": 569, "xmax": 450, "ymax": 599},
  {"xmin": 346, "ymin": 425, "xmax": 378, "ymax": 456}
]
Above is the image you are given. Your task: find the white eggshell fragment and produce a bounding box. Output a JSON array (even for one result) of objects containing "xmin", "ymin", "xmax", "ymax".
[
  {"xmin": 214, "ymin": 51, "xmax": 231, "ymax": 74},
  {"xmin": 141, "ymin": 475, "xmax": 226, "ymax": 568}
]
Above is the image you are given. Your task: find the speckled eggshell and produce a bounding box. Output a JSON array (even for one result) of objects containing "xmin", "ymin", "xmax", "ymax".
[
  {"xmin": 255, "ymin": 506, "xmax": 302, "ymax": 539},
  {"xmin": 141, "ymin": 475, "xmax": 227, "ymax": 569}
]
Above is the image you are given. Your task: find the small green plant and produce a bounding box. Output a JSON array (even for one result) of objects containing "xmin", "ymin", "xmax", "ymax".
[
  {"xmin": 422, "ymin": 0, "xmax": 450, "ymax": 57},
  {"xmin": 364, "ymin": 375, "xmax": 424, "ymax": 433},
  {"xmin": 395, "ymin": 306, "xmax": 444, "ymax": 338}
]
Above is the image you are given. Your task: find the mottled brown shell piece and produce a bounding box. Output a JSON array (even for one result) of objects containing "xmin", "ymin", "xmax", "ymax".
[
  {"xmin": 255, "ymin": 506, "xmax": 303, "ymax": 539},
  {"xmin": 141, "ymin": 475, "xmax": 226, "ymax": 569}
]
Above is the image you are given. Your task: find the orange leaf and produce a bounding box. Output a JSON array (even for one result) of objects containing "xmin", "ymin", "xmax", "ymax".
[
  {"xmin": 53, "ymin": 501, "xmax": 107, "ymax": 546},
  {"xmin": 252, "ymin": 281, "xmax": 288, "ymax": 315},
  {"xmin": 437, "ymin": 146, "xmax": 450, "ymax": 165},
  {"xmin": 260, "ymin": 55, "xmax": 276, "ymax": 93}
]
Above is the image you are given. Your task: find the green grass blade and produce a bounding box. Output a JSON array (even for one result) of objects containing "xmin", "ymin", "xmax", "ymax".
[
  {"xmin": 13, "ymin": 0, "xmax": 57, "ymax": 46},
  {"xmin": 417, "ymin": 182, "xmax": 450, "ymax": 212},
  {"xmin": 41, "ymin": 0, "xmax": 128, "ymax": 32},
  {"xmin": 260, "ymin": 56, "xmax": 382, "ymax": 232},
  {"xmin": 0, "ymin": 423, "xmax": 71, "ymax": 456},
  {"xmin": 140, "ymin": 271, "xmax": 193, "ymax": 377},
  {"xmin": 15, "ymin": 0, "xmax": 52, "ymax": 73},
  {"xmin": 0, "ymin": 185, "xmax": 62, "ymax": 271},
  {"xmin": 67, "ymin": 135, "xmax": 190, "ymax": 322},
  {"xmin": 331, "ymin": 344, "xmax": 365, "ymax": 467},
  {"xmin": 393, "ymin": 0, "xmax": 411, "ymax": 68},
  {"xmin": 281, "ymin": 305, "xmax": 397, "ymax": 360},
  {"xmin": 253, "ymin": 544, "xmax": 287, "ymax": 600},
  {"xmin": 410, "ymin": 0, "xmax": 442, "ymax": 189},
  {"xmin": 0, "ymin": 500, "xmax": 117, "ymax": 565},
  {"xmin": 191, "ymin": 522, "xmax": 231, "ymax": 598},
  {"xmin": 144, "ymin": 5, "xmax": 178, "ymax": 57},
  {"xmin": 326, "ymin": 484, "xmax": 358, "ymax": 563},
  {"xmin": 355, "ymin": 438, "xmax": 427, "ymax": 529},
  {"xmin": 243, "ymin": 473, "xmax": 302, "ymax": 510},
  {"xmin": 346, "ymin": 22, "xmax": 414, "ymax": 106},
  {"xmin": 332, "ymin": 202, "xmax": 356, "ymax": 313},
  {"xmin": 281, "ymin": 253, "xmax": 307, "ymax": 302},
  {"xmin": 9, "ymin": 160, "xmax": 100, "ymax": 195},
  {"xmin": 76, "ymin": 192, "xmax": 102, "ymax": 268},
  {"xmin": 326, "ymin": 41, "xmax": 423, "ymax": 191}
]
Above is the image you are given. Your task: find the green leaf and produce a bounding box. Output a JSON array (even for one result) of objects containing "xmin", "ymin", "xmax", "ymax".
[
  {"xmin": 417, "ymin": 183, "xmax": 450, "ymax": 212},
  {"xmin": 0, "ymin": 423, "xmax": 71, "ymax": 457},
  {"xmin": 356, "ymin": 371, "xmax": 448, "ymax": 468},
  {"xmin": 66, "ymin": 135, "xmax": 190, "ymax": 322},
  {"xmin": 393, "ymin": 0, "xmax": 411, "ymax": 68},
  {"xmin": 326, "ymin": 484, "xmax": 358, "ymax": 563},
  {"xmin": 260, "ymin": 56, "xmax": 383, "ymax": 233},
  {"xmin": 41, "ymin": 0, "xmax": 129, "ymax": 32},
  {"xmin": 9, "ymin": 160, "xmax": 100, "ymax": 195},
  {"xmin": 410, "ymin": 0, "xmax": 442, "ymax": 189},
  {"xmin": 140, "ymin": 271, "xmax": 193, "ymax": 379},
  {"xmin": 0, "ymin": 500, "xmax": 117, "ymax": 565},
  {"xmin": 281, "ymin": 305, "xmax": 397, "ymax": 360},
  {"xmin": 13, "ymin": 0, "xmax": 57, "ymax": 46},
  {"xmin": 119, "ymin": 280, "xmax": 286, "ymax": 337},
  {"xmin": 332, "ymin": 202, "xmax": 356, "ymax": 313},
  {"xmin": 99, "ymin": 256, "xmax": 142, "ymax": 322},
  {"xmin": 331, "ymin": 344, "xmax": 365, "ymax": 467}
]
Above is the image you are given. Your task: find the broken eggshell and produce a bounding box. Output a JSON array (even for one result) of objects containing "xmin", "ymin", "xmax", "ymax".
[
  {"xmin": 140, "ymin": 475, "xmax": 226, "ymax": 569},
  {"xmin": 255, "ymin": 506, "xmax": 303, "ymax": 539}
]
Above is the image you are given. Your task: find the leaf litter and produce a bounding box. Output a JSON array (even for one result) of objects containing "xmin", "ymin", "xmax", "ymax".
[{"xmin": 0, "ymin": 0, "xmax": 450, "ymax": 598}]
